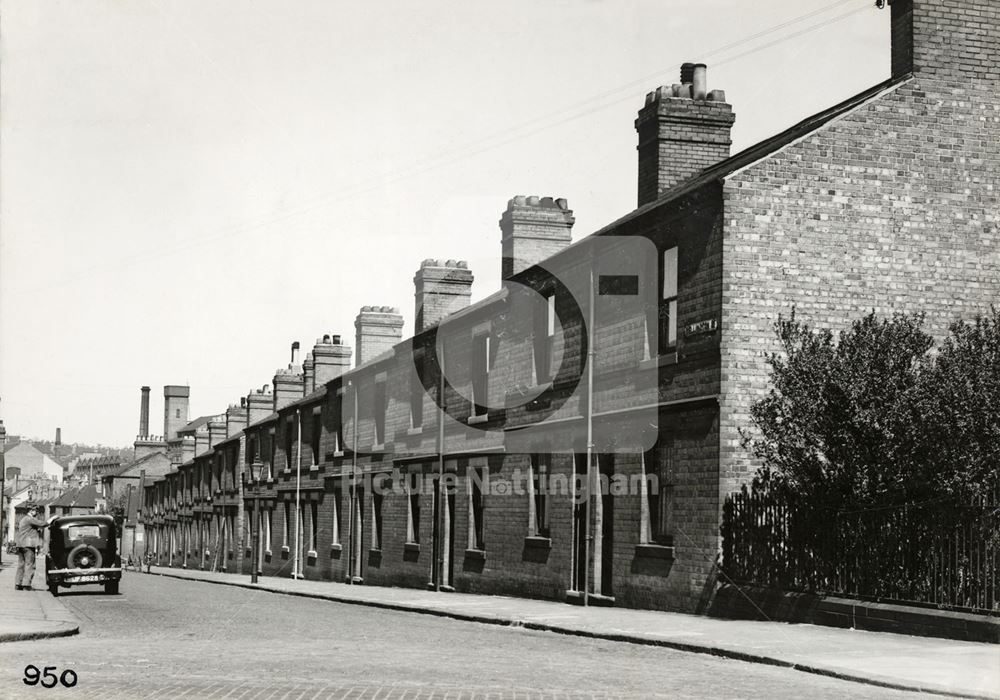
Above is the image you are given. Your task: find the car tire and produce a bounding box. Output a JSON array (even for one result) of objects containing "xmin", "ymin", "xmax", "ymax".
[
  {"xmin": 105, "ymin": 581, "xmax": 119, "ymax": 595},
  {"xmin": 67, "ymin": 544, "xmax": 103, "ymax": 570}
]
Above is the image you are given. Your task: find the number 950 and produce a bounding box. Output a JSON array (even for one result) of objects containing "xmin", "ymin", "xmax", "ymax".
[{"xmin": 23, "ymin": 664, "xmax": 78, "ymax": 688}]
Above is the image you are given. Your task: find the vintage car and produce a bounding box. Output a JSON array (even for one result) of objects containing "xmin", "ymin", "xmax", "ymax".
[{"xmin": 45, "ymin": 514, "xmax": 122, "ymax": 595}]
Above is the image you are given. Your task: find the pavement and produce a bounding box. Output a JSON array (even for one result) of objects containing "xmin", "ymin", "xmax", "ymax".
[
  {"xmin": 2, "ymin": 560, "xmax": 997, "ymax": 699},
  {"xmin": 0, "ymin": 560, "xmax": 79, "ymax": 642}
]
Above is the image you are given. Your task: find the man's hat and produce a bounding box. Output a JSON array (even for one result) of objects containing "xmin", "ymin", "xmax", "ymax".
[{"xmin": 25, "ymin": 501, "xmax": 38, "ymax": 510}]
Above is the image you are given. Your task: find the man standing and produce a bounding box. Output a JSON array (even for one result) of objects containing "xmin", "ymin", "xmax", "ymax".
[{"xmin": 15, "ymin": 502, "xmax": 46, "ymax": 591}]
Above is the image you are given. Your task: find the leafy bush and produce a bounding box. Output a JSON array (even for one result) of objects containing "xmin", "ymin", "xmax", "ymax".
[{"xmin": 742, "ymin": 308, "xmax": 999, "ymax": 509}]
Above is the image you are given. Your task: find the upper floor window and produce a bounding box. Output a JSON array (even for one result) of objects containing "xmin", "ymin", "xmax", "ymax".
[
  {"xmin": 373, "ymin": 380, "xmax": 387, "ymax": 446},
  {"xmin": 534, "ymin": 292, "xmax": 556, "ymax": 384},
  {"xmin": 284, "ymin": 419, "xmax": 295, "ymax": 471},
  {"xmin": 310, "ymin": 411, "xmax": 322, "ymax": 466},
  {"xmin": 648, "ymin": 247, "xmax": 678, "ymax": 356},
  {"xmin": 267, "ymin": 428, "xmax": 276, "ymax": 479},
  {"xmin": 410, "ymin": 351, "xmax": 424, "ymax": 429},
  {"xmin": 471, "ymin": 332, "xmax": 492, "ymax": 417}
]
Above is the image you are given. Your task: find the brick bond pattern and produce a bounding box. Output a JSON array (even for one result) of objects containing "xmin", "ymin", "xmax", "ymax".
[{"xmin": 142, "ymin": 0, "xmax": 999, "ymax": 614}]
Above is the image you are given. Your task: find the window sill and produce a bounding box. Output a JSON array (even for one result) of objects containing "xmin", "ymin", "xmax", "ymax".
[
  {"xmin": 406, "ymin": 427, "xmax": 423, "ymax": 437},
  {"xmin": 309, "ymin": 464, "xmax": 319, "ymax": 473},
  {"xmin": 404, "ymin": 542, "xmax": 421, "ymax": 554},
  {"xmin": 638, "ymin": 352, "xmax": 677, "ymax": 371},
  {"xmin": 524, "ymin": 535, "xmax": 552, "ymax": 549},
  {"xmin": 306, "ymin": 549, "xmax": 318, "ymax": 559},
  {"xmin": 635, "ymin": 543, "xmax": 675, "ymax": 561},
  {"xmin": 467, "ymin": 414, "xmax": 489, "ymax": 425},
  {"xmin": 281, "ymin": 546, "xmax": 290, "ymax": 554},
  {"xmin": 371, "ymin": 443, "xmax": 386, "ymax": 452},
  {"xmin": 464, "ymin": 548, "xmax": 486, "ymax": 561},
  {"xmin": 264, "ymin": 549, "xmax": 272, "ymax": 557},
  {"xmin": 333, "ymin": 450, "xmax": 345, "ymax": 458}
]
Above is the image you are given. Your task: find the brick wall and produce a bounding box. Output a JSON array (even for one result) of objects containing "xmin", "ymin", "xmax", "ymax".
[{"xmin": 720, "ymin": 0, "xmax": 1000, "ymax": 499}]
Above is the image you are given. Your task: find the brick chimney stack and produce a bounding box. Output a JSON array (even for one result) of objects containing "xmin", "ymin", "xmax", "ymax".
[
  {"xmin": 355, "ymin": 306, "xmax": 404, "ymax": 365},
  {"xmin": 635, "ymin": 62, "xmax": 735, "ymax": 206},
  {"xmin": 226, "ymin": 402, "xmax": 248, "ymax": 439},
  {"xmin": 163, "ymin": 385, "xmax": 190, "ymax": 441},
  {"xmin": 207, "ymin": 415, "xmax": 227, "ymax": 449},
  {"xmin": 413, "ymin": 260, "xmax": 473, "ymax": 334},
  {"xmin": 303, "ymin": 352, "xmax": 315, "ymax": 394},
  {"xmin": 273, "ymin": 361, "xmax": 305, "ymax": 412},
  {"xmin": 247, "ymin": 385, "xmax": 273, "ymax": 425},
  {"xmin": 500, "ymin": 196, "xmax": 575, "ymax": 281},
  {"xmin": 313, "ymin": 334, "xmax": 353, "ymax": 386},
  {"xmin": 139, "ymin": 386, "xmax": 150, "ymax": 437}
]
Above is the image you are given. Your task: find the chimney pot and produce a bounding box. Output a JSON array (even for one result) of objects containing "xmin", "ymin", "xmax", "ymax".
[
  {"xmin": 680, "ymin": 62, "xmax": 695, "ymax": 84},
  {"xmin": 332, "ymin": 334, "xmax": 341, "ymax": 344},
  {"xmin": 692, "ymin": 63, "xmax": 707, "ymax": 99}
]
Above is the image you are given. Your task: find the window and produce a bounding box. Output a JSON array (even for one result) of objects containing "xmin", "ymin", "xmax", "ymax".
[
  {"xmin": 533, "ymin": 292, "xmax": 555, "ymax": 384},
  {"xmin": 176, "ymin": 408, "xmax": 181, "ymax": 419},
  {"xmin": 283, "ymin": 503, "xmax": 290, "ymax": 548},
  {"xmin": 263, "ymin": 509, "xmax": 272, "ymax": 552},
  {"xmin": 643, "ymin": 441, "xmax": 675, "ymax": 546},
  {"xmin": 372, "ymin": 490, "xmax": 384, "ymax": 550},
  {"xmin": 267, "ymin": 429, "xmax": 276, "ymax": 479},
  {"xmin": 331, "ymin": 486, "xmax": 341, "ymax": 545},
  {"xmin": 410, "ymin": 351, "xmax": 425, "ymax": 429},
  {"xmin": 407, "ymin": 478, "xmax": 421, "ymax": 544},
  {"xmin": 373, "ymin": 381, "xmax": 387, "ymax": 445},
  {"xmin": 648, "ymin": 247, "xmax": 679, "ymax": 355},
  {"xmin": 468, "ymin": 466, "xmax": 485, "ymax": 550},
  {"xmin": 529, "ymin": 454, "xmax": 550, "ymax": 538},
  {"xmin": 471, "ymin": 332, "xmax": 491, "ymax": 416},
  {"xmin": 309, "ymin": 501, "xmax": 318, "ymax": 553},
  {"xmin": 284, "ymin": 419, "xmax": 294, "ymax": 471},
  {"xmin": 311, "ymin": 411, "xmax": 322, "ymax": 466},
  {"xmin": 246, "ymin": 435, "xmax": 257, "ymax": 470}
]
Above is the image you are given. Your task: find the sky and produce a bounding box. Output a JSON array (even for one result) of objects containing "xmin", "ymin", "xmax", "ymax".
[{"xmin": 0, "ymin": 0, "xmax": 889, "ymax": 447}]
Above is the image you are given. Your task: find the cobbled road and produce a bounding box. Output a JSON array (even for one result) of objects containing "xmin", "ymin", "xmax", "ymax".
[{"xmin": 1, "ymin": 573, "xmax": 919, "ymax": 699}]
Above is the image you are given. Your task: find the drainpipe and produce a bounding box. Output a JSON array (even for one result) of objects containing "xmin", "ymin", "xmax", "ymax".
[
  {"xmin": 293, "ymin": 408, "xmax": 303, "ymax": 579},
  {"xmin": 583, "ymin": 252, "xmax": 596, "ymax": 607}
]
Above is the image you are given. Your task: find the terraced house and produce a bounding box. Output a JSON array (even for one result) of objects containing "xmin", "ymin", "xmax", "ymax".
[{"xmin": 141, "ymin": 0, "xmax": 999, "ymax": 613}]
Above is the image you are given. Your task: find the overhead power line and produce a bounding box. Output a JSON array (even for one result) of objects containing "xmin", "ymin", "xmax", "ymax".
[{"xmin": 13, "ymin": 0, "xmax": 874, "ymax": 294}]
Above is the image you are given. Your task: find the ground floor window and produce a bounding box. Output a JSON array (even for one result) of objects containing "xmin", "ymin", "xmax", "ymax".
[
  {"xmin": 468, "ymin": 465, "xmax": 485, "ymax": 550},
  {"xmin": 643, "ymin": 440, "xmax": 675, "ymax": 546}
]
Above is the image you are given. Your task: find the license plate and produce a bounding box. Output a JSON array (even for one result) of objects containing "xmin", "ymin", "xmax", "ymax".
[{"xmin": 67, "ymin": 574, "xmax": 101, "ymax": 583}]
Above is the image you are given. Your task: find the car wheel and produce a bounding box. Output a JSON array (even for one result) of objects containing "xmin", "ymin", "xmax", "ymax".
[
  {"xmin": 67, "ymin": 544, "xmax": 103, "ymax": 570},
  {"xmin": 104, "ymin": 581, "xmax": 119, "ymax": 595}
]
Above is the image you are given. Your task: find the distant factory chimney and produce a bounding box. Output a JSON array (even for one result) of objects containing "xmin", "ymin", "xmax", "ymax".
[{"xmin": 139, "ymin": 386, "xmax": 151, "ymax": 437}]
